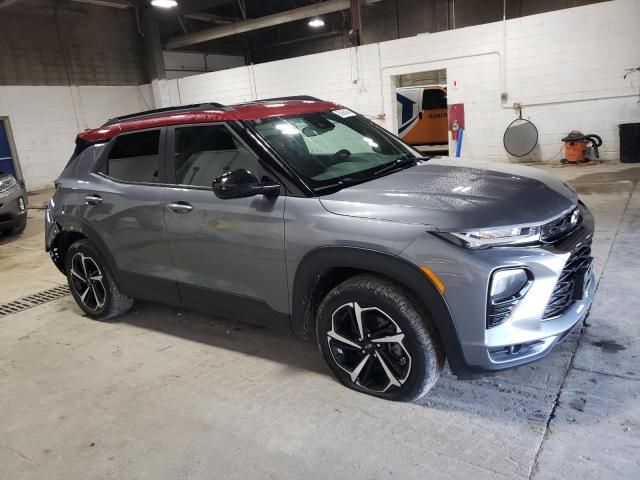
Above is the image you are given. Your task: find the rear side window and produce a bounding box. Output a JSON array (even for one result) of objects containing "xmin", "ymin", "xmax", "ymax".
[
  {"xmin": 105, "ymin": 130, "xmax": 160, "ymax": 183},
  {"xmin": 173, "ymin": 125, "xmax": 258, "ymax": 187},
  {"xmin": 422, "ymin": 89, "xmax": 447, "ymax": 110}
]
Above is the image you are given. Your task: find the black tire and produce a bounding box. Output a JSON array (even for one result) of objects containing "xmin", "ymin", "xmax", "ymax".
[
  {"xmin": 10, "ymin": 216, "xmax": 27, "ymax": 235},
  {"xmin": 0, "ymin": 216, "xmax": 26, "ymax": 236},
  {"xmin": 64, "ymin": 239, "xmax": 133, "ymax": 320},
  {"xmin": 316, "ymin": 274, "xmax": 444, "ymax": 402}
]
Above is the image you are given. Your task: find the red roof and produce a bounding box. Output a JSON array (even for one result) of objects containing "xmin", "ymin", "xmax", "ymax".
[{"xmin": 78, "ymin": 99, "xmax": 342, "ymax": 142}]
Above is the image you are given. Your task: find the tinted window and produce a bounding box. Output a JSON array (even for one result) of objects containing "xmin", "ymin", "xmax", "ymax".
[
  {"xmin": 422, "ymin": 89, "xmax": 447, "ymax": 110},
  {"xmin": 106, "ymin": 130, "xmax": 160, "ymax": 183},
  {"xmin": 173, "ymin": 125, "xmax": 258, "ymax": 187}
]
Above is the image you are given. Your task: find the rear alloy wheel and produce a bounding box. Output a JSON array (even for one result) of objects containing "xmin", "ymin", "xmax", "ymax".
[
  {"xmin": 317, "ymin": 274, "xmax": 444, "ymax": 402},
  {"xmin": 65, "ymin": 239, "xmax": 133, "ymax": 320},
  {"xmin": 69, "ymin": 252, "xmax": 107, "ymax": 312}
]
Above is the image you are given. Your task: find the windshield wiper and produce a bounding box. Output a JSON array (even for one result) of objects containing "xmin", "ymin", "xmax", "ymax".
[
  {"xmin": 314, "ymin": 156, "xmax": 424, "ymax": 194},
  {"xmin": 314, "ymin": 176, "xmax": 364, "ymax": 193},
  {"xmin": 372, "ymin": 156, "xmax": 418, "ymax": 176}
]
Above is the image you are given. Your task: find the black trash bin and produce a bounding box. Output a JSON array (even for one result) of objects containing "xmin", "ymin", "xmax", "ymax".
[{"xmin": 620, "ymin": 123, "xmax": 640, "ymax": 163}]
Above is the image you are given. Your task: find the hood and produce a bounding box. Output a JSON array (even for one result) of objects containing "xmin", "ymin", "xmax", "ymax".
[{"xmin": 319, "ymin": 158, "xmax": 578, "ymax": 230}]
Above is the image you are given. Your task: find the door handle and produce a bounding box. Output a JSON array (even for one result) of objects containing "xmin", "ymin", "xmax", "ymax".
[
  {"xmin": 85, "ymin": 194, "xmax": 103, "ymax": 205},
  {"xmin": 167, "ymin": 201, "xmax": 193, "ymax": 213}
]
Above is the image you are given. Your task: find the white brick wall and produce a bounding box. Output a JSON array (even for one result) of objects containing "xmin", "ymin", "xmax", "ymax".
[
  {"xmin": 154, "ymin": 0, "xmax": 640, "ymax": 163},
  {"xmin": 5, "ymin": 1, "xmax": 638, "ymax": 191},
  {"xmin": 0, "ymin": 84, "xmax": 154, "ymax": 191}
]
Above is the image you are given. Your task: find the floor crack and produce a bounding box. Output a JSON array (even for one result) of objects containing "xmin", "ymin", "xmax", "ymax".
[
  {"xmin": 571, "ymin": 366, "xmax": 639, "ymax": 382},
  {"xmin": 528, "ymin": 184, "xmax": 634, "ymax": 479}
]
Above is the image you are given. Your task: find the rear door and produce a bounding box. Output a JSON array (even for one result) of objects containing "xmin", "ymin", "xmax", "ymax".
[
  {"xmin": 162, "ymin": 123, "xmax": 289, "ymax": 328},
  {"xmin": 86, "ymin": 128, "xmax": 179, "ymax": 304}
]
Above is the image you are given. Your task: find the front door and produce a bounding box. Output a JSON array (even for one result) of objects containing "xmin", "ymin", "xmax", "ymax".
[{"xmin": 163, "ymin": 123, "xmax": 288, "ymax": 328}]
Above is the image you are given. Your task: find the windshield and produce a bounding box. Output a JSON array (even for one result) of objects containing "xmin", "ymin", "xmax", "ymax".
[{"xmin": 249, "ymin": 110, "xmax": 419, "ymax": 192}]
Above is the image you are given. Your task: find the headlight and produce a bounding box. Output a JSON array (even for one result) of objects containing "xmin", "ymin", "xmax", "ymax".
[
  {"xmin": 435, "ymin": 225, "xmax": 541, "ymax": 249},
  {"xmin": 0, "ymin": 175, "xmax": 17, "ymax": 193}
]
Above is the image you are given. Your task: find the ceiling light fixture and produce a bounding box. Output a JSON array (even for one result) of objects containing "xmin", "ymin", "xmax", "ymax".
[
  {"xmin": 151, "ymin": 0, "xmax": 178, "ymax": 8},
  {"xmin": 308, "ymin": 17, "xmax": 325, "ymax": 28}
]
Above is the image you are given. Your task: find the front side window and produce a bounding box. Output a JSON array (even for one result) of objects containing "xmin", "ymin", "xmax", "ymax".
[
  {"xmin": 173, "ymin": 125, "xmax": 258, "ymax": 187},
  {"xmin": 105, "ymin": 130, "xmax": 160, "ymax": 183},
  {"xmin": 250, "ymin": 110, "xmax": 417, "ymax": 192}
]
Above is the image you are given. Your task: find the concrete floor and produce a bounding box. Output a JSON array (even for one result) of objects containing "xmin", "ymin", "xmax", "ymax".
[{"xmin": 1, "ymin": 162, "xmax": 639, "ymax": 479}]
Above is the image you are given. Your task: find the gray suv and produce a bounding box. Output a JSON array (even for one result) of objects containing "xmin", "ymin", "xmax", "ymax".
[
  {"xmin": 45, "ymin": 98, "xmax": 595, "ymax": 401},
  {"xmin": 0, "ymin": 172, "xmax": 27, "ymax": 236}
]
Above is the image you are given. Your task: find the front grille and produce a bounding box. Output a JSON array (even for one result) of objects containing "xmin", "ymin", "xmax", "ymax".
[
  {"xmin": 541, "ymin": 207, "xmax": 581, "ymax": 243},
  {"xmin": 543, "ymin": 240, "xmax": 593, "ymax": 319}
]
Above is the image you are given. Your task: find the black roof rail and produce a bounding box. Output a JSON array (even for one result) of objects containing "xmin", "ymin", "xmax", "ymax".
[
  {"xmin": 254, "ymin": 95, "xmax": 323, "ymax": 102},
  {"xmin": 102, "ymin": 102, "xmax": 226, "ymax": 126}
]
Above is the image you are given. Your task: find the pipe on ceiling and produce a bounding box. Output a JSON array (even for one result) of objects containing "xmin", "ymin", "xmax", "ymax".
[
  {"xmin": 184, "ymin": 13, "xmax": 235, "ymax": 24},
  {"xmin": 70, "ymin": 0, "xmax": 130, "ymax": 9},
  {"xmin": 0, "ymin": 0, "xmax": 23, "ymax": 9},
  {"xmin": 165, "ymin": 0, "xmax": 350, "ymax": 50}
]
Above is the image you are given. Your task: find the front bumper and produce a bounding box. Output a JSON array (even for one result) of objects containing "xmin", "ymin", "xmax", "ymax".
[
  {"xmin": 466, "ymin": 269, "xmax": 594, "ymax": 372},
  {"xmin": 401, "ymin": 203, "xmax": 596, "ymax": 376},
  {"xmin": 0, "ymin": 185, "xmax": 27, "ymax": 229}
]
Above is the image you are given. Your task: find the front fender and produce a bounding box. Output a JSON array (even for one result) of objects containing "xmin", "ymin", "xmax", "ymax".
[{"xmin": 290, "ymin": 246, "xmax": 468, "ymax": 375}]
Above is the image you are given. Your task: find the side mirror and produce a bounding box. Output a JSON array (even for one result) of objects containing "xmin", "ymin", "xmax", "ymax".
[{"xmin": 212, "ymin": 168, "xmax": 280, "ymax": 200}]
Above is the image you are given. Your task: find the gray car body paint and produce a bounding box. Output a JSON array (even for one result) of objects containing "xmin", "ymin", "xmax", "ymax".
[{"xmin": 45, "ymin": 110, "xmax": 595, "ymax": 377}]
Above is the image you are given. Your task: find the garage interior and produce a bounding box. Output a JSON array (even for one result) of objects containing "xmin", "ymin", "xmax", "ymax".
[{"xmin": 1, "ymin": 0, "xmax": 639, "ymax": 479}]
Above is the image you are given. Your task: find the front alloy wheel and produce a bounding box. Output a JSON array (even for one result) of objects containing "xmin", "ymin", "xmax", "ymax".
[
  {"xmin": 327, "ymin": 302, "xmax": 412, "ymax": 393},
  {"xmin": 317, "ymin": 274, "xmax": 444, "ymax": 402}
]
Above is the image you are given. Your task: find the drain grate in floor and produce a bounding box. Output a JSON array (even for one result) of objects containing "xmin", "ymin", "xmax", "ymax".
[{"xmin": 0, "ymin": 285, "xmax": 70, "ymax": 317}]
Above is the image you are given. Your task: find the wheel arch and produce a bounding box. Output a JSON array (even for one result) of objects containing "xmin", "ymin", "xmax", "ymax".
[
  {"xmin": 49, "ymin": 217, "xmax": 119, "ymax": 277},
  {"xmin": 291, "ymin": 246, "xmax": 468, "ymax": 375}
]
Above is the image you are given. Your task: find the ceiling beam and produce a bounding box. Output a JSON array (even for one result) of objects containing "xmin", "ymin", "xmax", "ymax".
[{"xmin": 165, "ymin": 0, "xmax": 350, "ymax": 50}]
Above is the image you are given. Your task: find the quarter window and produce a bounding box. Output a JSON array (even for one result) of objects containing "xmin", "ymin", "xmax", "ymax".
[
  {"xmin": 106, "ymin": 130, "xmax": 160, "ymax": 183},
  {"xmin": 173, "ymin": 125, "xmax": 258, "ymax": 187}
]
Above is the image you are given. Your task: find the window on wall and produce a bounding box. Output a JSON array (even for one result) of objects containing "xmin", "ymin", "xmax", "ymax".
[
  {"xmin": 105, "ymin": 130, "xmax": 161, "ymax": 183},
  {"xmin": 173, "ymin": 125, "xmax": 258, "ymax": 187}
]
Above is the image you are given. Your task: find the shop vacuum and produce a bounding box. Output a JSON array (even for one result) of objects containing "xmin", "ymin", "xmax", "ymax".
[{"xmin": 561, "ymin": 131, "xmax": 602, "ymax": 164}]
